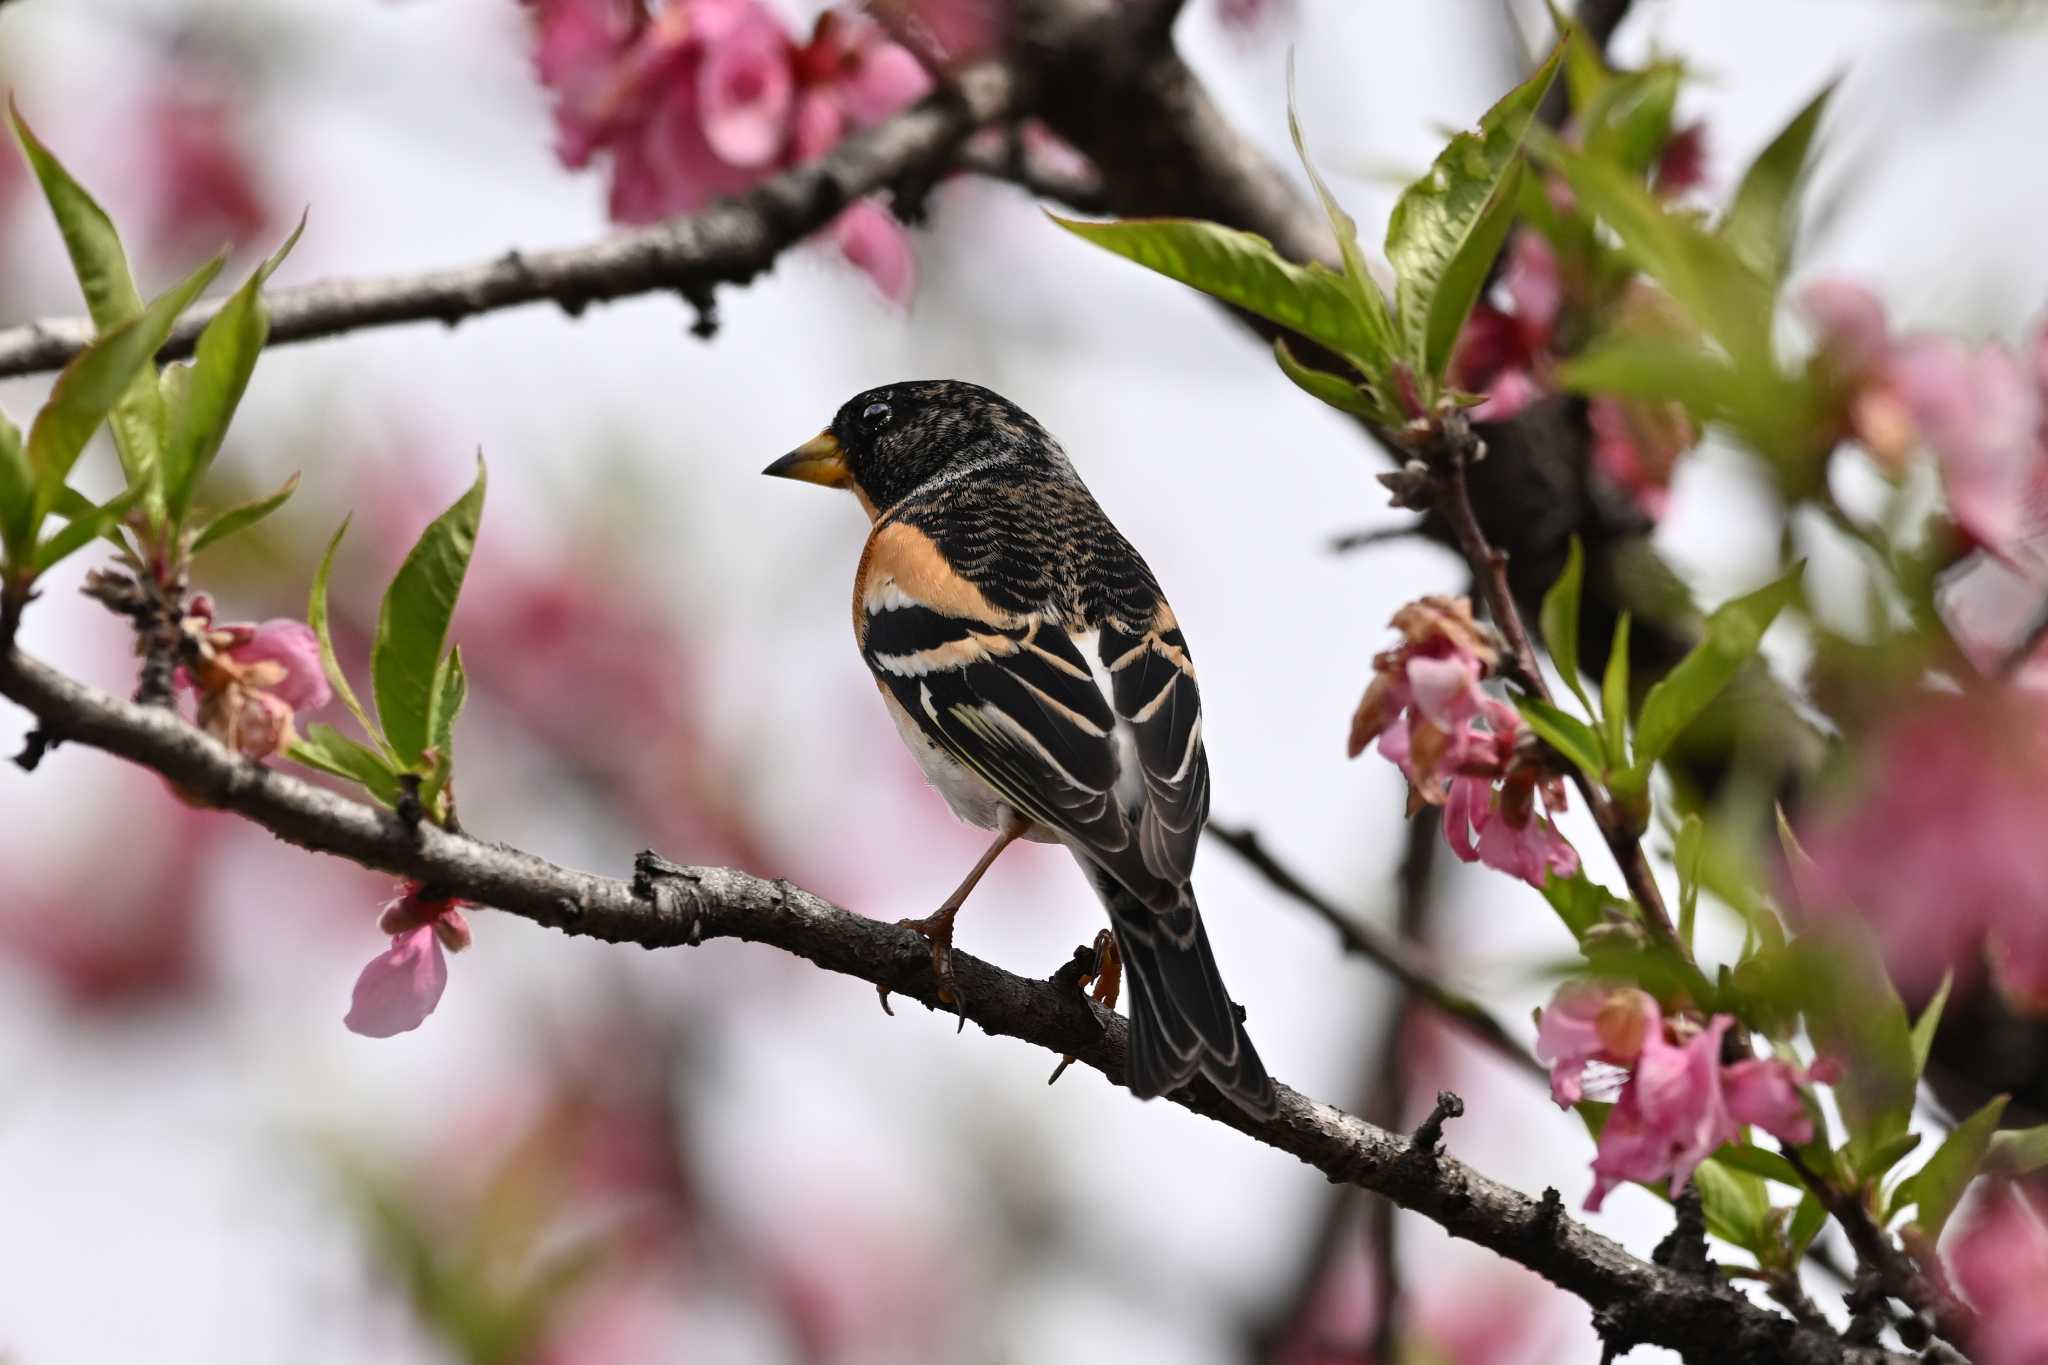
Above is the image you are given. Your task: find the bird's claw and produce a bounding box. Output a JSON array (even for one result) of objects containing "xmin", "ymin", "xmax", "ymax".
[
  {"xmin": 1048, "ymin": 929, "xmax": 1121, "ymax": 1085},
  {"xmin": 898, "ymin": 906, "xmax": 967, "ymax": 1029}
]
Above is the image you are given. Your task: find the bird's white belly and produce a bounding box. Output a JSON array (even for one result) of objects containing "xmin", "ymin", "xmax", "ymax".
[{"xmin": 881, "ymin": 686, "xmax": 1056, "ymax": 841}]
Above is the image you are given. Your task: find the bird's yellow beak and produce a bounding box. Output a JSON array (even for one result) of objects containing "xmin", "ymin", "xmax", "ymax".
[{"xmin": 763, "ymin": 430, "xmax": 851, "ymax": 487}]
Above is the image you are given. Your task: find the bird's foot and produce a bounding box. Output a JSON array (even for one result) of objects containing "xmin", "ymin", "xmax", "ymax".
[
  {"xmin": 897, "ymin": 903, "xmax": 965, "ymax": 1029},
  {"xmin": 1048, "ymin": 930, "xmax": 1121, "ymax": 1086}
]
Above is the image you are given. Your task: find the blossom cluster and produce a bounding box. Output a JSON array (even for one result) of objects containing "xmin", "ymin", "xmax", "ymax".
[
  {"xmin": 529, "ymin": 0, "xmax": 931, "ymax": 302},
  {"xmin": 1536, "ymin": 983, "xmax": 1816, "ymax": 1211},
  {"xmin": 175, "ymin": 597, "xmax": 330, "ymax": 761},
  {"xmin": 1349, "ymin": 597, "xmax": 1578, "ymax": 887}
]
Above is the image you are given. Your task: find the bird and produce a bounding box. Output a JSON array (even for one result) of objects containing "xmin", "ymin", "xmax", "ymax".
[{"xmin": 763, "ymin": 379, "xmax": 1278, "ymax": 1119}]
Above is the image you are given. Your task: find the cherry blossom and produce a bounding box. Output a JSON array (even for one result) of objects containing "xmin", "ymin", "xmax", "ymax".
[
  {"xmin": 343, "ymin": 883, "xmax": 473, "ymax": 1037},
  {"xmin": 1947, "ymin": 1191, "xmax": 2048, "ymax": 1365},
  {"xmin": 176, "ymin": 599, "xmax": 331, "ymax": 761}
]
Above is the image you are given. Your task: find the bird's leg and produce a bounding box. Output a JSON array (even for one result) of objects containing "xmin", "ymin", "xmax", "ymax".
[{"xmin": 898, "ymin": 814, "xmax": 1027, "ymax": 1014}]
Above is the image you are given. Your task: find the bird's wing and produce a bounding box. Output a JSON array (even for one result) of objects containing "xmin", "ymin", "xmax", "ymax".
[
  {"xmin": 1096, "ymin": 605, "xmax": 1210, "ymax": 889},
  {"xmin": 858, "ymin": 520, "xmax": 1170, "ymax": 899}
]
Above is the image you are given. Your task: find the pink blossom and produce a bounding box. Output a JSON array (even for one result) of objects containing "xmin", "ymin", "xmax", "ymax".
[
  {"xmin": 177, "ymin": 604, "xmax": 331, "ymax": 761},
  {"xmin": 143, "ymin": 74, "xmax": 272, "ymax": 261},
  {"xmin": 1540, "ymin": 986, "xmax": 1818, "ymax": 1210},
  {"xmin": 696, "ymin": 15, "xmax": 795, "ymax": 167},
  {"xmin": 1948, "ymin": 1192, "xmax": 2048, "ymax": 1365},
  {"xmin": 1453, "ymin": 229, "xmax": 1561, "ymax": 421},
  {"xmin": 1891, "ymin": 328, "xmax": 2048, "ymax": 572},
  {"xmin": 1588, "ymin": 394, "xmax": 1693, "ymax": 520},
  {"xmin": 1534, "ymin": 982, "xmax": 1657, "ymax": 1107},
  {"xmin": 829, "ymin": 198, "xmax": 916, "ymax": 306},
  {"xmin": 1797, "ymin": 692, "xmax": 2048, "ymax": 1012},
  {"xmin": 344, "ymin": 884, "xmax": 472, "ymax": 1038}
]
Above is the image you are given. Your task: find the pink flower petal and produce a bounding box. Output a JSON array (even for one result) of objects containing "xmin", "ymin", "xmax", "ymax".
[
  {"xmin": 829, "ymin": 199, "xmax": 915, "ymax": 307},
  {"xmin": 1404, "ymin": 654, "xmax": 1480, "ymax": 725},
  {"xmin": 1469, "ymin": 367, "xmax": 1543, "ymax": 422},
  {"xmin": 232, "ymin": 620, "xmax": 330, "ymax": 713},
  {"xmin": 1891, "ymin": 336, "xmax": 2046, "ymax": 562},
  {"xmin": 343, "ymin": 926, "xmax": 448, "ymax": 1038},
  {"xmin": 841, "ymin": 42, "xmax": 930, "ymax": 127},
  {"xmin": 791, "ymin": 89, "xmax": 846, "ymax": 162},
  {"xmin": 1802, "ymin": 279, "xmax": 1890, "ymax": 378},
  {"xmin": 1722, "ymin": 1058, "xmax": 1813, "ymax": 1144},
  {"xmin": 1503, "ymin": 229, "xmax": 1562, "ymax": 334},
  {"xmin": 696, "ymin": 21, "xmax": 794, "ymax": 169}
]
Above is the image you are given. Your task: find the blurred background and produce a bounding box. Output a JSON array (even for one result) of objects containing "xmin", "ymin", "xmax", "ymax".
[{"xmin": 1, "ymin": 1, "xmax": 2046, "ymax": 1361}]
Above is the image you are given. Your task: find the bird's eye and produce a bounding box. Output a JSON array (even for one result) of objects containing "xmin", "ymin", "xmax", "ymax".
[{"xmin": 860, "ymin": 401, "xmax": 893, "ymax": 430}]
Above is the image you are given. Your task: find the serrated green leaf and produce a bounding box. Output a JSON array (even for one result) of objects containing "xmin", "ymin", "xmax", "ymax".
[
  {"xmin": 1052, "ymin": 215, "xmax": 1388, "ymax": 370},
  {"xmin": 1286, "ymin": 60, "xmax": 1397, "ymax": 371},
  {"xmin": 1539, "ymin": 135, "xmax": 1774, "ymax": 363},
  {"xmin": 34, "ymin": 482, "xmax": 143, "ymax": 572},
  {"xmin": 165, "ymin": 216, "xmax": 305, "ymax": 521},
  {"xmin": 1600, "ymin": 611, "xmax": 1632, "ymax": 770},
  {"xmin": 1386, "ymin": 43, "xmax": 1563, "ymax": 384},
  {"xmin": 373, "ymin": 457, "xmax": 486, "ymax": 767},
  {"xmin": 1894, "ymin": 1096, "xmax": 2007, "ymax": 1240},
  {"xmin": 290, "ymin": 723, "xmax": 405, "ymax": 807},
  {"xmin": 0, "ymin": 409, "xmax": 30, "ymax": 559},
  {"xmin": 309, "ymin": 517, "xmax": 385, "ymax": 750},
  {"xmin": 1692, "ymin": 1155, "xmax": 1771, "ymax": 1251},
  {"xmin": 190, "ymin": 472, "xmax": 299, "ymax": 556},
  {"xmin": 1631, "ymin": 569, "xmax": 1801, "ymax": 773},
  {"xmin": 1540, "ymin": 535, "xmax": 1592, "ymax": 713},
  {"xmin": 1722, "ymin": 84, "xmax": 1833, "ymax": 285},
  {"xmin": 23, "ymin": 254, "xmax": 223, "ymax": 535},
  {"xmin": 10, "ymin": 101, "xmax": 164, "ymax": 493},
  {"xmin": 1984, "ymin": 1124, "xmax": 2048, "ymax": 1177},
  {"xmin": 1792, "ymin": 926, "xmax": 1918, "ymax": 1175},
  {"xmin": 1514, "ymin": 696, "xmax": 1606, "ymax": 783},
  {"xmin": 1271, "ymin": 338, "xmax": 1380, "ymax": 418},
  {"xmin": 1908, "ymin": 971, "xmax": 1952, "ymax": 1080}
]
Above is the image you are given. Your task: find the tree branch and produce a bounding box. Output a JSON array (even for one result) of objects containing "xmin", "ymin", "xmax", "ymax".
[
  {"xmin": 0, "ymin": 643, "xmax": 1913, "ymax": 1365},
  {"xmin": 0, "ymin": 62, "xmax": 1020, "ymax": 376}
]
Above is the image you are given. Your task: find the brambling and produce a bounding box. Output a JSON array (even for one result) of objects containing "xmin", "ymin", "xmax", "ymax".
[{"xmin": 765, "ymin": 380, "xmax": 1277, "ymax": 1118}]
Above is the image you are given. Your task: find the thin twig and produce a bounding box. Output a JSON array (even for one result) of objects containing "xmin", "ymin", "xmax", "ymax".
[
  {"xmin": 0, "ymin": 63, "xmax": 1020, "ymax": 377},
  {"xmin": 1208, "ymin": 820, "xmax": 1543, "ymax": 1084}
]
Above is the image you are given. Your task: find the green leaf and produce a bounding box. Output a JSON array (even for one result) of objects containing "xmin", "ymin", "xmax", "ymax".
[
  {"xmin": 1541, "ymin": 869, "xmax": 1629, "ymax": 938},
  {"xmin": 164, "ymin": 216, "xmax": 305, "ymax": 520},
  {"xmin": 1908, "ymin": 971, "xmax": 1953, "ymax": 1080},
  {"xmin": 10, "ymin": 102, "xmax": 163, "ymax": 496},
  {"xmin": 189, "ymin": 472, "xmax": 300, "ymax": 555},
  {"xmin": 1286, "ymin": 60, "xmax": 1398, "ymax": 371},
  {"xmin": 1052, "ymin": 215, "xmax": 1388, "ymax": 372},
  {"xmin": 1676, "ymin": 812, "xmax": 1704, "ymax": 953},
  {"xmin": 1540, "ymin": 536, "xmax": 1593, "ymax": 713},
  {"xmin": 1785, "ymin": 1190, "xmax": 1827, "ymax": 1261},
  {"xmin": 1600, "ymin": 611, "xmax": 1632, "ymax": 770},
  {"xmin": 1539, "ymin": 135, "xmax": 1774, "ymax": 362},
  {"xmin": 1865, "ymin": 1130, "xmax": 1924, "ymax": 1179},
  {"xmin": 0, "ymin": 409, "xmax": 30, "ymax": 560},
  {"xmin": 1514, "ymin": 696, "xmax": 1606, "ymax": 783},
  {"xmin": 1272, "ymin": 338, "xmax": 1379, "ymax": 417},
  {"xmin": 1559, "ymin": 338, "xmax": 1748, "ymax": 416},
  {"xmin": 290, "ymin": 723, "xmax": 405, "ymax": 807},
  {"xmin": 372, "ymin": 457, "xmax": 486, "ymax": 767},
  {"xmin": 1894, "ymin": 1096, "xmax": 2007, "ymax": 1240},
  {"xmin": 1385, "ymin": 42, "xmax": 1563, "ymax": 383},
  {"xmin": 418, "ymin": 646, "xmax": 468, "ymax": 820},
  {"xmin": 309, "ymin": 517, "xmax": 385, "ymax": 749},
  {"xmin": 23, "ymin": 254, "xmax": 223, "ymax": 534},
  {"xmin": 1712, "ymin": 1142, "xmax": 1806, "ymax": 1188},
  {"xmin": 34, "ymin": 482, "xmax": 143, "ymax": 572},
  {"xmin": 1580, "ymin": 63, "xmax": 1683, "ymax": 178},
  {"xmin": 1631, "ymin": 569, "xmax": 1800, "ymax": 773},
  {"xmin": 1722, "ymin": 84, "xmax": 1833, "ymax": 285},
  {"xmin": 1791, "ymin": 927, "xmax": 1918, "ymax": 1175},
  {"xmin": 1985, "ymin": 1124, "xmax": 2048, "ymax": 1177},
  {"xmin": 1692, "ymin": 1155, "xmax": 1770, "ymax": 1251}
]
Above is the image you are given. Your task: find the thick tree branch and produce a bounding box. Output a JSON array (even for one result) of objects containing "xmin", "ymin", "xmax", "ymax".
[
  {"xmin": 0, "ymin": 644, "xmax": 1912, "ymax": 1365},
  {"xmin": 0, "ymin": 62, "xmax": 1020, "ymax": 377}
]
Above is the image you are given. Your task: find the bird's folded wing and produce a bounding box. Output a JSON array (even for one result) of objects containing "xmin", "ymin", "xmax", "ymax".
[
  {"xmin": 863, "ymin": 597, "xmax": 1142, "ymax": 872},
  {"xmin": 1098, "ymin": 617, "xmax": 1209, "ymax": 890}
]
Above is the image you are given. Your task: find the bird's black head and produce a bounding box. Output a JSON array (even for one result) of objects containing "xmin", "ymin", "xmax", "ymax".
[{"xmin": 764, "ymin": 380, "xmax": 1065, "ymax": 516}]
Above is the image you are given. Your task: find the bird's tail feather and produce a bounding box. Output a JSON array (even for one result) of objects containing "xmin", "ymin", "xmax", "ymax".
[{"xmin": 1086, "ymin": 866, "xmax": 1277, "ymax": 1119}]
